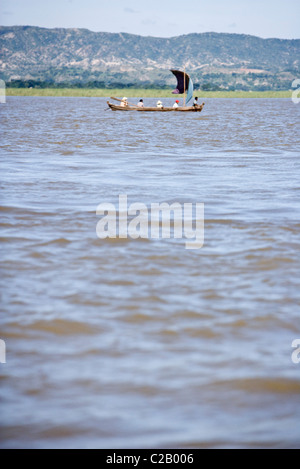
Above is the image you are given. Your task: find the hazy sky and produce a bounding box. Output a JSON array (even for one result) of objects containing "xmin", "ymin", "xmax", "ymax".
[{"xmin": 1, "ymin": 0, "xmax": 299, "ymax": 39}]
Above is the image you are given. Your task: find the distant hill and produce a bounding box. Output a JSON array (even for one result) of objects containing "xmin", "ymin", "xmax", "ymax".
[{"xmin": 1, "ymin": 26, "xmax": 299, "ymax": 90}]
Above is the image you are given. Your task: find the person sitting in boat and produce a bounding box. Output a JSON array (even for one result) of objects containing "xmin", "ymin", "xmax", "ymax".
[
  {"xmin": 193, "ymin": 97, "xmax": 199, "ymax": 107},
  {"xmin": 137, "ymin": 99, "xmax": 144, "ymax": 108},
  {"xmin": 120, "ymin": 97, "xmax": 128, "ymax": 107},
  {"xmin": 173, "ymin": 99, "xmax": 180, "ymax": 109},
  {"xmin": 156, "ymin": 100, "xmax": 163, "ymax": 109}
]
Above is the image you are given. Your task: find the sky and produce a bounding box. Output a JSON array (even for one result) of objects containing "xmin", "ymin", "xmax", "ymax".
[{"xmin": 0, "ymin": 0, "xmax": 299, "ymax": 39}]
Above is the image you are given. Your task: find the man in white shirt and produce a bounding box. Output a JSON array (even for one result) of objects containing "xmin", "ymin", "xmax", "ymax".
[
  {"xmin": 173, "ymin": 100, "xmax": 180, "ymax": 109},
  {"xmin": 137, "ymin": 99, "xmax": 144, "ymax": 108},
  {"xmin": 120, "ymin": 97, "xmax": 128, "ymax": 107}
]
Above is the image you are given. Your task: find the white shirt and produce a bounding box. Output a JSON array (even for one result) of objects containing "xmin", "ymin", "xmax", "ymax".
[
  {"xmin": 138, "ymin": 102, "xmax": 144, "ymax": 107},
  {"xmin": 173, "ymin": 103, "xmax": 179, "ymax": 108}
]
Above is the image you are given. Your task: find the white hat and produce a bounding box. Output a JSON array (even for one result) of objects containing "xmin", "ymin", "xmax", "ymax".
[
  {"xmin": 122, "ymin": 97, "xmax": 128, "ymax": 101},
  {"xmin": 157, "ymin": 100, "xmax": 162, "ymax": 105}
]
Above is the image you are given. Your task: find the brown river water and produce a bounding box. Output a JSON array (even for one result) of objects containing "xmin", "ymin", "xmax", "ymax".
[{"xmin": 0, "ymin": 97, "xmax": 300, "ymax": 448}]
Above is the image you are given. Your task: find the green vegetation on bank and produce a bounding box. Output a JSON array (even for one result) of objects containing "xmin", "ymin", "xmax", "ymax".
[{"xmin": 6, "ymin": 88, "xmax": 291, "ymax": 98}]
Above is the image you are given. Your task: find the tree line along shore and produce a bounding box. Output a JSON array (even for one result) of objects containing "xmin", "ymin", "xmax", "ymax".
[{"xmin": 5, "ymin": 89, "xmax": 291, "ymax": 98}]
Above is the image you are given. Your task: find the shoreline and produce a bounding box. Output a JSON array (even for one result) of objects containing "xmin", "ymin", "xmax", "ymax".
[{"xmin": 5, "ymin": 89, "xmax": 291, "ymax": 99}]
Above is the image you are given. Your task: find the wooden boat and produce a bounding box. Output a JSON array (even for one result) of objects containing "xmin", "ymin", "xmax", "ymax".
[
  {"xmin": 107, "ymin": 101, "xmax": 205, "ymax": 112},
  {"xmin": 107, "ymin": 69, "xmax": 205, "ymax": 113}
]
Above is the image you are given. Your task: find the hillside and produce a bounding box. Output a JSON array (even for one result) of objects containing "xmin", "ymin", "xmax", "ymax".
[{"xmin": 1, "ymin": 26, "xmax": 299, "ymax": 90}]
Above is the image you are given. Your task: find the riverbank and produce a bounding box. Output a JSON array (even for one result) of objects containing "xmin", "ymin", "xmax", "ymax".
[{"xmin": 6, "ymin": 88, "xmax": 291, "ymax": 98}]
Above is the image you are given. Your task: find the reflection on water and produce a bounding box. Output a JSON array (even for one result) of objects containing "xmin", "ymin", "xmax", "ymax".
[{"xmin": 0, "ymin": 97, "xmax": 300, "ymax": 448}]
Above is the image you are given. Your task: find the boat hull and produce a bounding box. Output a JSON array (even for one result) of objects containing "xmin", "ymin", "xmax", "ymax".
[{"xmin": 107, "ymin": 102, "xmax": 205, "ymax": 113}]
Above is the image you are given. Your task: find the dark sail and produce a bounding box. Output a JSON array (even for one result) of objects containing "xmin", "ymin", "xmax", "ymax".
[
  {"xmin": 170, "ymin": 69, "xmax": 190, "ymax": 94},
  {"xmin": 170, "ymin": 69, "xmax": 194, "ymax": 105}
]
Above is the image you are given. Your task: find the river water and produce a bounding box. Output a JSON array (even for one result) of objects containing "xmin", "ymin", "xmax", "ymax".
[{"xmin": 0, "ymin": 97, "xmax": 300, "ymax": 448}]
